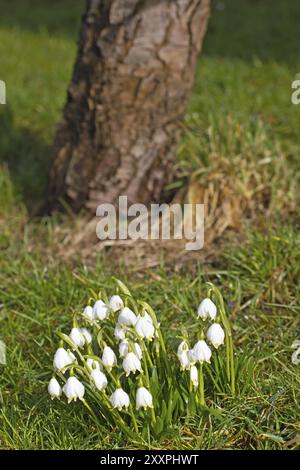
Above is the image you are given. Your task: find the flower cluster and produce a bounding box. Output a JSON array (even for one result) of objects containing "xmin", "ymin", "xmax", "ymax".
[{"xmin": 47, "ymin": 280, "xmax": 235, "ymax": 438}]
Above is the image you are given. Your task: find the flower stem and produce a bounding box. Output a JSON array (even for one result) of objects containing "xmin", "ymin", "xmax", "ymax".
[{"xmin": 198, "ymin": 363, "xmax": 205, "ymax": 407}]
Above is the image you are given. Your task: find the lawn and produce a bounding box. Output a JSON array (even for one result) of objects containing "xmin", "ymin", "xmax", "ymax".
[{"xmin": 0, "ymin": 0, "xmax": 300, "ymax": 450}]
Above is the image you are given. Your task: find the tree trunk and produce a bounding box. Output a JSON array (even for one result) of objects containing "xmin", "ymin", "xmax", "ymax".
[{"xmin": 48, "ymin": 0, "xmax": 211, "ymax": 213}]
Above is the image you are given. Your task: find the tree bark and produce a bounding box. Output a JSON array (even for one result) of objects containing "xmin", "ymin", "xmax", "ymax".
[{"xmin": 48, "ymin": 0, "xmax": 211, "ymax": 213}]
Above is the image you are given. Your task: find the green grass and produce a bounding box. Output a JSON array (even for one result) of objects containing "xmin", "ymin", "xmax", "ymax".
[{"xmin": 0, "ymin": 0, "xmax": 300, "ymax": 450}]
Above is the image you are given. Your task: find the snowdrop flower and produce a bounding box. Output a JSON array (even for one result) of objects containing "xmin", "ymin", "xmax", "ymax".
[
  {"xmin": 192, "ymin": 340, "xmax": 212, "ymax": 364},
  {"xmin": 197, "ymin": 298, "xmax": 217, "ymax": 320},
  {"xmin": 48, "ymin": 377, "xmax": 62, "ymax": 399},
  {"xmin": 93, "ymin": 300, "xmax": 109, "ymax": 321},
  {"xmin": 206, "ymin": 323, "xmax": 225, "ymax": 349},
  {"xmin": 291, "ymin": 340, "xmax": 300, "ymax": 365},
  {"xmin": 136, "ymin": 387, "xmax": 153, "ymax": 410},
  {"xmin": 110, "ymin": 388, "xmax": 130, "ymax": 410},
  {"xmin": 119, "ymin": 339, "xmax": 142, "ymax": 360},
  {"xmin": 102, "ymin": 346, "xmax": 117, "ymax": 371},
  {"xmin": 190, "ymin": 365, "xmax": 198, "ymax": 387},
  {"xmin": 63, "ymin": 376, "xmax": 85, "ymax": 402},
  {"xmin": 69, "ymin": 327, "xmax": 85, "ymax": 348},
  {"xmin": 109, "ymin": 295, "xmax": 124, "ymax": 312},
  {"xmin": 83, "ymin": 305, "xmax": 94, "ymax": 321},
  {"xmin": 80, "ymin": 328, "xmax": 92, "ymax": 344},
  {"xmin": 135, "ymin": 315, "xmax": 155, "ymax": 340},
  {"xmin": 118, "ymin": 307, "xmax": 137, "ymax": 327},
  {"xmin": 86, "ymin": 358, "xmax": 102, "ymax": 371},
  {"xmin": 122, "ymin": 352, "xmax": 142, "ymax": 376},
  {"xmin": 177, "ymin": 341, "xmax": 192, "ymax": 370},
  {"xmin": 114, "ymin": 323, "xmax": 126, "ymax": 340},
  {"xmin": 53, "ymin": 347, "xmax": 75, "ymax": 372},
  {"xmin": 90, "ymin": 369, "xmax": 107, "ymax": 391}
]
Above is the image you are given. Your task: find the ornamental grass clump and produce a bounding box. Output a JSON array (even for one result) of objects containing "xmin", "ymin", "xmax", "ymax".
[{"xmin": 48, "ymin": 279, "xmax": 236, "ymax": 439}]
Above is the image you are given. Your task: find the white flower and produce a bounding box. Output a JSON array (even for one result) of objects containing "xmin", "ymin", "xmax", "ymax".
[
  {"xmin": 69, "ymin": 327, "xmax": 85, "ymax": 348},
  {"xmin": 63, "ymin": 376, "xmax": 85, "ymax": 402},
  {"xmin": 109, "ymin": 295, "xmax": 124, "ymax": 312},
  {"xmin": 192, "ymin": 340, "xmax": 212, "ymax": 364},
  {"xmin": 197, "ymin": 298, "xmax": 217, "ymax": 320},
  {"xmin": 190, "ymin": 365, "xmax": 198, "ymax": 387},
  {"xmin": 291, "ymin": 340, "xmax": 300, "ymax": 365},
  {"xmin": 122, "ymin": 352, "xmax": 142, "ymax": 376},
  {"xmin": 114, "ymin": 323, "xmax": 126, "ymax": 340},
  {"xmin": 80, "ymin": 328, "xmax": 92, "ymax": 344},
  {"xmin": 135, "ymin": 315, "xmax": 155, "ymax": 340},
  {"xmin": 206, "ymin": 323, "xmax": 225, "ymax": 349},
  {"xmin": 53, "ymin": 347, "xmax": 76, "ymax": 372},
  {"xmin": 136, "ymin": 387, "xmax": 153, "ymax": 410},
  {"xmin": 118, "ymin": 307, "xmax": 137, "ymax": 326},
  {"xmin": 110, "ymin": 388, "xmax": 130, "ymax": 410},
  {"xmin": 119, "ymin": 339, "xmax": 142, "ymax": 360},
  {"xmin": 102, "ymin": 346, "xmax": 117, "ymax": 371},
  {"xmin": 48, "ymin": 377, "xmax": 62, "ymax": 399},
  {"xmin": 86, "ymin": 358, "xmax": 102, "ymax": 371},
  {"xmin": 177, "ymin": 349, "xmax": 191, "ymax": 370},
  {"xmin": 90, "ymin": 369, "xmax": 107, "ymax": 391},
  {"xmin": 177, "ymin": 340, "xmax": 189, "ymax": 355},
  {"xmin": 83, "ymin": 305, "xmax": 94, "ymax": 321},
  {"xmin": 93, "ymin": 300, "xmax": 109, "ymax": 321}
]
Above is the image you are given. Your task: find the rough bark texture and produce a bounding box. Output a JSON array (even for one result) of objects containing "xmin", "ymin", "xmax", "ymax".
[{"xmin": 48, "ymin": 0, "xmax": 211, "ymax": 213}]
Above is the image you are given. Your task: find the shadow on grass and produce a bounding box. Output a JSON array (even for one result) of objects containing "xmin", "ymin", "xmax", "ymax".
[{"xmin": 0, "ymin": 107, "xmax": 51, "ymax": 212}]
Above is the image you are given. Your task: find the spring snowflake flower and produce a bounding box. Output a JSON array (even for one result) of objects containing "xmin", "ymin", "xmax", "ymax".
[
  {"xmin": 190, "ymin": 365, "xmax": 198, "ymax": 387},
  {"xmin": 114, "ymin": 323, "xmax": 126, "ymax": 340},
  {"xmin": 135, "ymin": 315, "xmax": 155, "ymax": 340},
  {"xmin": 93, "ymin": 300, "xmax": 109, "ymax": 321},
  {"xmin": 197, "ymin": 298, "xmax": 217, "ymax": 321},
  {"xmin": 90, "ymin": 369, "xmax": 107, "ymax": 391},
  {"xmin": 136, "ymin": 387, "xmax": 153, "ymax": 410},
  {"xmin": 86, "ymin": 358, "xmax": 102, "ymax": 371},
  {"xmin": 83, "ymin": 305, "xmax": 94, "ymax": 321},
  {"xmin": 63, "ymin": 376, "xmax": 85, "ymax": 402},
  {"xmin": 206, "ymin": 323, "xmax": 225, "ymax": 349},
  {"xmin": 118, "ymin": 307, "xmax": 137, "ymax": 327},
  {"xmin": 69, "ymin": 327, "xmax": 85, "ymax": 348},
  {"xmin": 192, "ymin": 340, "xmax": 212, "ymax": 364},
  {"xmin": 102, "ymin": 346, "xmax": 117, "ymax": 371},
  {"xmin": 119, "ymin": 339, "xmax": 142, "ymax": 360},
  {"xmin": 177, "ymin": 341, "xmax": 192, "ymax": 370},
  {"xmin": 122, "ymin": 352, "xmax": 142, "ymax": 376},
  {"xmin": 53, "ymin": 347, "xmax": 76, "ymax": 372},
  {"xmin": 80, "ymin": 328, "xmax": 92, "ymax": 344},
  {"xmin": 109, "ymin": 295, "xmax": 124, "ymax": 312},
  {"xmin": 110, "ymin": 388, "xmax": 130, "ymax": 410},
  {"xmin": 291, "ymin": 340, "xmax": 300, "ymax": 365},
  {"xmin": 48, "ymin": 377, "xmax": 62, "ymax": 399}
]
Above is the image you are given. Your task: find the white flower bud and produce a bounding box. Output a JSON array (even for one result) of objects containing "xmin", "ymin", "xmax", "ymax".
[
  {"xmin": 109, "ymin": 295, "xmax": 124, "ymax": 312},
  {"xmin": 86, "ymin": 358, "xmax": 102, "ymax": 371},
  {"xmin": 114, "ymin": 323, "xmax": 126, "ymax": 340},
  {"xmin": 192, "ymin": 340, "xmax": 212, "ymax": 364},
  {"xmin": 206, "ymin": 323, "xmax": 225, "ymax": 349},
  {"xmin": 118, "ymin": 307, "xmax": 137, "ymax": 327},
  {"xmin": 110, "ymin": 388, "xmax": 130, "ymax": 410},
  {"xmin": 119, "ymin": 339, "xmax": 142, "ymax": 360},
  {"xmin": 190, "ymin": 365, "xmax": 198, "ymax": 387},
  {"xmin": 53, "ymin": 347, "xmax": 75, "ymax": 372},
  {"xmin": 93, "ymin": 300, "xmax": 109, "ymax": 321},
  {"xmin": 102, "ymin": 346, "xmax": 117, "ymax": 371},
  {"xmin": 48, "ymin": 377, "xmax": 62, "ymax": 399},
  {"xmin": 122, "ymin": 352, "xmax": 142, "ymax": 376},
  {"xmin": 69, "ymin": 327, "xmax": 85, "ymax": 348},
  {"xmin": 136, "ymin": 387, "xmax": 153, "ymax": 410},
  {"xmin": 90, "ymin": 369, "xmax": 107, "ymax": 391},
  {"xmin": 135, "ymin": 315, "xmax": 155, "ymax": 340},
  {"xmin": 83, "ymin": 305, "xmax": 94, "ymax": 321},
  {"xmin": 197, "ymin": 298, "xmax": 217, "ymax": 320},
  {"xmin": 80, "ymin": 328, "xmax": 92, "ymax": 344},
  {"xmin": 63, "ymin": 376, "xmax": 85, "ymax": 402}
]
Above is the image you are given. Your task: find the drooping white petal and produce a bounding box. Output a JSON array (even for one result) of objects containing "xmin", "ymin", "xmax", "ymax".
[
  {"xmin": 86, "ymin": 358, "xmax": 102, "ymax": 371},
  {"xmin": 192, "ymin": 340, "xmax": 212, "ymax": 363},
  {"xmin": 114, "ymin": 323, "xmax": 126, "ymax": 340},
  {"xmin": 136, "ymin": 387, "xmax": 153, "ymax": 409},
  {"xmin": 190, "ymin": 365, "xmax": 198, "ymax": 387},
  {"xmin": 69, "ymin": 327, "xmax": 85, "ymax": 348},
  {"xmin": 118, "ymin": 307, "xmax": 137, "ymax": 327},
  {"xmin": 83, "ymin": 305, "xmax": 94, "ymax": 321},
  {"xmin": 93, "ymin": 300, "xmax": 109, "ymax": 321},
  {"xmin": 206, "ymin": 323, "xmax": 225, "ymax": 349},
  {"xmin": 80, "ymin": 328, "xmax": 92, "ymax": 344},
  {"xmin": 110, "ymin": 388, "xmax": 130, "ymax": 409},
  {"xmin": 109, "ymin": 295, "xmax": 124, "ymax": 312},
  {"xmin": 102, "ymin": 346, "xmax": 117, "ymax": 371},
  {"xmin": 119, "ymin": 339, "xmax": 142, "ymax": 360},
  {"xmin": 48, "ymin": 378, "xmax": 62, "ymax": 399},
  {"xmin": 90, "ymin": 369, "xmax": 107, "ymax": 391},
  {"xmin": 63, "ymin": 376, "xmax": 85, "ymax": 402},
  {"xmin": 122, "ymin": 352, "xmax": 142, "ymax": 376},
  {"xmin": 53, "ymin": 348, "xmax": 75, "ymax": 372},
  {"xmin": 135, "ymin": 315, "xmax": 155, "ymax": 340}
]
